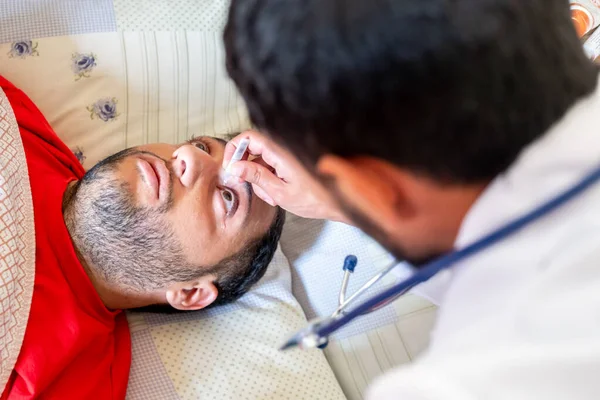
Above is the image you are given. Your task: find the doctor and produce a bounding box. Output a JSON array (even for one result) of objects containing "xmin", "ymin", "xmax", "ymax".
[{"xmin": 223, "ymin": 0, "xmax": 600, "ymax": 398}]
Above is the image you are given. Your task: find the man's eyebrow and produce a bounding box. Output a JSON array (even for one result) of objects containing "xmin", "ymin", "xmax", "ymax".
[
  {"xmin": 186, "ymin": 136, "xmax": 227, "ymax": 147},
  {"xmin": 243, "ymin": 181, "xmax": 253, "ymax": 226},
  {"xmin": 213, "ymin": 137, "xmax": 227, "ymax": 146}
]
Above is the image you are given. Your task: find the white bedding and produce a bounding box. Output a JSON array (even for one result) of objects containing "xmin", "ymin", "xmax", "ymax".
[
  {"xmin": 126, "ymin": 248, "xmax": 346, "ymax": 400},
  {"xmin": 280, "ymin": 215, "xmax": 406, "ymax": 339},
  {"xmin": 280, "ymin": 216, "xmax": 438, "ymax": 400}
]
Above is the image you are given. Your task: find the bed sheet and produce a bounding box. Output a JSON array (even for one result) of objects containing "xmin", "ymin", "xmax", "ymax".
[
  {"xmin": 280, "ymin": 216, "xmax": 443, "ymax": 399},
  {"xmin": 126, "ymin": 248, "xmax": 346, "ymax": 400},
  {"xmin": 0, "ymin": 0, "xmax": 229, "ymax": 44}
]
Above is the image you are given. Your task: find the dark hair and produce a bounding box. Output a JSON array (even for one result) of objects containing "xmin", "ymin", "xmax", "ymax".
[
  {"xmin": 225, "ymin": 0, "xmax": 598, "ymax": 183},
  {"xmin": 134, "ymin": 208, "xmax": 286, "ymax": 313},
  {"xmin": 207, "ymin": 207, "xmax": 285, "ymax": 307}
]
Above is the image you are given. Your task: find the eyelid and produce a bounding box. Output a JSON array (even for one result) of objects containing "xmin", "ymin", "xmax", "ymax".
[
  {"xmin": 186, "ymin": 137, "xmax": 211, "ymax": 154},
  {"xmin": 220, "ymin": 186, "xmax": 239, "ymax": 217}
]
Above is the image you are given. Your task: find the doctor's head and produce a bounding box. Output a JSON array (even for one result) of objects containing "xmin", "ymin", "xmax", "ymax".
[
  {"xmin": 64, "ymin": 136, "xmax": 285, "ymax": 310},
  {"xmin": 224, "ymin": 0, "xmax": 597, "ymax": 263}
]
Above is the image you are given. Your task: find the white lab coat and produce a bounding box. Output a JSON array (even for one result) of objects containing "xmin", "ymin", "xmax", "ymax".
[{"xmin": 367, "ymin": 81, "xmax": 600, "ymax": 399}]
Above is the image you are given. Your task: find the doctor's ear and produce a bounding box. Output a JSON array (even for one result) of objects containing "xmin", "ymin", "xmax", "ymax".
[
  {"xmin": 165, "ymin": 276, "xmax": 218, "ymax": 311},
  {"xmin": 316, "ymin": 154, "xmax": 418, "ymax": 226}
]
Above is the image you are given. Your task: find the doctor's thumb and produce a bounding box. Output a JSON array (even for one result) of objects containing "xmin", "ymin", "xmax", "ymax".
[{"xmin": 228, "ymin": 161, "xmax": 282, "ymax": 205}]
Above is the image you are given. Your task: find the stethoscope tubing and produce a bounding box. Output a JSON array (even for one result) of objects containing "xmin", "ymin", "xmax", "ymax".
[{"xmin": 317, "ymin": 162, "xmax": 600, "ymax": 339}]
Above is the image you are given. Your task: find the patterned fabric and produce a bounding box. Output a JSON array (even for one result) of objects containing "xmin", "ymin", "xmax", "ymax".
[
  {"xmin": 0, "ymin": 0, "xmax": 116, "ymax": 44},
  {"xmin": 0, "ymin": 0, "xmax": 230, "ymax": 45},
  {"xmin": 87, "ymin": 97, "xmax": 120, "ymax": 122},
  {"xmin": 71, "ymin": 52, "xmax": 98, "ymax": 80},
  {"xmin": 0, "ymin": 88, "xmax": 36, "ymax": 391},
  {"xmin": 127, "ymin": 328, "xmax": 179, "ymax": 400},
  {"xmin": 126, "ymin": 249, "xmax": 347, "ymax": 400},
  {"xmin": 0, "ymin": 32, "xmax": 250, "ymax": 169},
  {"xmin": 113, "ymin": 0, "xmax": 228, "ymax": 31},
  {"xmin": 6, "ymin": 41, "xmax": 39, "ymax": 58}
]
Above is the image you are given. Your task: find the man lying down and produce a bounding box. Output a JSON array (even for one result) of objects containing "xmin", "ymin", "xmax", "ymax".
[{"xmin": 0, "ymin": 76, "xmax": 284, "ymax": 399}]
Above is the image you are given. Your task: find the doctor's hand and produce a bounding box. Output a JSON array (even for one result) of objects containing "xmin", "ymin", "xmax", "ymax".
[{"xmin": 223, "ymin": 131, "xmax": 348, "ymax": 223}]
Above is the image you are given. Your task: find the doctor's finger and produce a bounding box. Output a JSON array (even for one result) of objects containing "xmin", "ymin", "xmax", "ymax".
[
  {"xmin": 227, "ymin": 160, "xmax": 285, "ymax": 199},
  {"xmin": 251, "ymin": 184, "xmax": 276, "ymax": 207},
  {"xmin": 223, "ymin": 131, "xmax": 269, "ymax": 167},
  {"xmin": 249, "ymin": 156, "xmax": 276, "ymax": 173},
  {"xmin": 223, "ymin": 131, "xmax": 285, "ymax": 172}
]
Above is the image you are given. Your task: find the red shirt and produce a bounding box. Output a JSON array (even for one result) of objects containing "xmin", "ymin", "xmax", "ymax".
[{"xmin": 0, "ymin": 76, "xmax": 131, "ymax": 399}]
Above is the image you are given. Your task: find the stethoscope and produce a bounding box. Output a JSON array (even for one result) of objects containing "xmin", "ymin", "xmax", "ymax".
[{"xmin": 280, "ymin": 162, "xmax": 600, "ymax": 351}]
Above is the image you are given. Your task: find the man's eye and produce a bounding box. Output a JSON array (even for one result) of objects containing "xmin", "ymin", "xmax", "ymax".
[
  {"xmin": 221, "ymin": 189, "xmax": 235, "ymax": 213},
  {"xmin": 193, "ymin": 141, "xmax": 209, "ymax": 153}
]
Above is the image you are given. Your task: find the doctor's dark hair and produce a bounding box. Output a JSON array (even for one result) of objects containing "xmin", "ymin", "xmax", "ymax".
[{"xmin": 224, "ymin": 0, "xmax": 598, "ymax": 182}]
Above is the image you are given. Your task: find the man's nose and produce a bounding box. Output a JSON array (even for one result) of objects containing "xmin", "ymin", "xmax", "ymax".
[{"xmin": 171, "ymin": 144, "xmax": 219, "ymax": 188}]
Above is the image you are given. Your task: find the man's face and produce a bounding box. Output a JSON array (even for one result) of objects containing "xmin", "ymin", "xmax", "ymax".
[{"xmin": 76, "ymin": 137, "xmax": 277, "ymax": 287}]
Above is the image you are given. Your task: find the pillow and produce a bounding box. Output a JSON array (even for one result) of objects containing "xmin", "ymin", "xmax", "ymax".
[
  {"xmin": 0, "ymin": 88, "xmax": 36, "ymax": 391},
  {"xmin": 126, "ymin": 247, "xmax": 346, "ymax": 400},
  {"xmin": 0, "ymin": 31, "xmax": 250, "ymax": 169}
]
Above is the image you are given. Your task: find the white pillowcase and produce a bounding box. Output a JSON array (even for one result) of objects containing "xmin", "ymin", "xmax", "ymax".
[{"xmin": 126, "ymin": 248, "xmax": 346, "ymax": 400}]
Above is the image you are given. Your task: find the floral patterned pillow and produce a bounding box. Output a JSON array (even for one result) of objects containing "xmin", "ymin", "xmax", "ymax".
[
  {"xmin": 72, "ymin": 52, "xmax": 97, "ymax": 81},
  {"xmin": 7, "ymin": 41, "xmax": 39, "ymax": 59},
  {"xmin": 0, "ymin": 34, "xmax": 251, "ymax": 169}
]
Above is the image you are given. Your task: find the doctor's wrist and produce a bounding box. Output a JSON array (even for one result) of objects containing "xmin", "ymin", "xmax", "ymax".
[{"xmin": 327, "ymin": 208, "xmax": 352, "ymax": 226}]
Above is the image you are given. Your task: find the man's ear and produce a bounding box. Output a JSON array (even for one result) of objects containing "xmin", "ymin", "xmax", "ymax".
[
  {"xmin": 165, "ymin": 276, "xmax": 218, "ymax": 311},
  {"xmin": 316, "ymin": 154, "xmax": 417, "ymax": 231}
]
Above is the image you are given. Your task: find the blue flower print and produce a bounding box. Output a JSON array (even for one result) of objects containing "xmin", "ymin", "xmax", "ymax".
[
  {"xmin": 72, "ymin": 52, "xmax": 97, "ymax": 80},
  {"xmin": 8, "ymin": 41, "xmax": 39, "ymax": 58},
  {"xmin": 87, "ymin": 98, "xmax": 120, "ymax": 122},
  {"xmin": 72, "ymin": 147, "xmax": 86, "ymax": 164}
]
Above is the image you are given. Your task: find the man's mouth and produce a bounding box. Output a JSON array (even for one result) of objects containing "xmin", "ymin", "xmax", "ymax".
[{"xmin": 137, "ymin": 156, "xmax": 170, "ymax": 201}]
